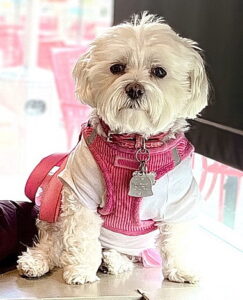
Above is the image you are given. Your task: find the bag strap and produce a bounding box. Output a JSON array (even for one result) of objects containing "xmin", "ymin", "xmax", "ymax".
[
  {"xmin": 38, "ymin": 155, "xmax": 69, "ymax": 222},
  {"xmin": 25, "ymin": 124, "xmax": 85, "ymax": 222},
  {"xmin": 25, "ymin": 153, "xmax": 68, "ymax": 201}
]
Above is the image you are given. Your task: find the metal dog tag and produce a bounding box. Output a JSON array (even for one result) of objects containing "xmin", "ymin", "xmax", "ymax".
[
  {"xmin": 129, "ymin": 142, "xmax": 157, "ymax": 198},
  {"xmin": 129, "ymin": 171, "xmax": 154, "ymax": 197},
  {"xmin": 146, "ymin": 172, "xmax": 156, "ymax": 185}
]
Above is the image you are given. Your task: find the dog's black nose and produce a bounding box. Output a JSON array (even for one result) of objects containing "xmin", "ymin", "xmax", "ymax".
[{"xmin": 125, "ymin": 83, "xmax": 145, "ymax": 100}]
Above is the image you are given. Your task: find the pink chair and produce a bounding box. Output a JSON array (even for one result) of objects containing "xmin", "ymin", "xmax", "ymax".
[
  {"xmin": 38, "ymin": 37, "xmax": 65, "ymax": 69},
  {"xmin": 195, "ymin": 156, "xmax": 243, "ymax": 222},
  {"xmin": 51, "ymin": 47, "xmax": 91, "ymax": 148},
  {"xmin": 0, "ymin": 25, "xmax": 23, "ymax": 66}
]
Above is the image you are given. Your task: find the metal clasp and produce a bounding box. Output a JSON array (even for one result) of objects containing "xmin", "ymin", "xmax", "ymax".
[
  {"xmin": 135, "ymin": 138, "xmax": 150, "ymax": 174},
  {"xmin": 135, "ymin": 138, "xmax": 150, "ymax": 163},
  {"xmin": 107, "ymin": 131, "xmax": 115, "ymax": 142}
]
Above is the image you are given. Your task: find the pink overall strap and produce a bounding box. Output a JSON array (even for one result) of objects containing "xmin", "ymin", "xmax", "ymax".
[{"xmin": 25, "ymin": 153, "xmax": 68, "ymax": 202}]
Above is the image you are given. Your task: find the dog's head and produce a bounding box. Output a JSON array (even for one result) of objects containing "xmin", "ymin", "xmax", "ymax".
[{"xmin": 73, "ymin": 13, "xmax": 208, "ymax": 136}]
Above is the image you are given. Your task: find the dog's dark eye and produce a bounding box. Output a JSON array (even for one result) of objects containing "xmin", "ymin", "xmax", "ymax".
[
  {"xmin": 151, "ymin": 67, "xmax": 167, "ymax": 78},
  {"xmin": 110, "ymin": 64, "xmax": 126, "ymax": 75}
]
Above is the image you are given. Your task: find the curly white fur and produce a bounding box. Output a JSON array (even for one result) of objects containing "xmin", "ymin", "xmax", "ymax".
[
  {"xmin": 18, "ymin": 189, "xmax": 103, "ymax": 284},
  {"xmin": 157, "ymin": 221, "xmax": 202, "ymax": 283},
  {"xmin": 17, "ymin": 12, "xmax": 208, "ymax": 284},
  {"xmin": 102, "ymin": 249, "xmax": 134, "ymax": 275},
  {"xmin": 73, "ymin": 12, "xmax": 208, "ymax": 136}
]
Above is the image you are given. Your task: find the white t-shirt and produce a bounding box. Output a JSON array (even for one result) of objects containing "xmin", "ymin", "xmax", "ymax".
[{"xmin": 59, "ymin": 137, "xmax": 201, "ymax": 256}]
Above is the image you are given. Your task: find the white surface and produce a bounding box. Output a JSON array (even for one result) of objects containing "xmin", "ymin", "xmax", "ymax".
[{"xmin": 0, "ymin": 229, "xmax": 242, "ymax": 300}]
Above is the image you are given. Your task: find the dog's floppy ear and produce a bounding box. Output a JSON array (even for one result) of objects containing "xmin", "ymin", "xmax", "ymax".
[
  {"xmin": 73, "ymin": 49, "xmax": 94, "ymax": 106},
  {"xmin": 184, "ymin": 39, "xmax": 209, "ymax": 118}
]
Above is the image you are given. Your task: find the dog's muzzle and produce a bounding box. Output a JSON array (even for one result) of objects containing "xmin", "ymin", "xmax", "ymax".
[{"xmin": 125, "ymin": 82, "xmax": 145, "ymax": 100}]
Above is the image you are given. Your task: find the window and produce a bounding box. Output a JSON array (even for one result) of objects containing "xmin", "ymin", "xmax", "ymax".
[
  {"xmin": 193, "ymin": 153, "xmax": 243, "ymax": 251},
  {"xmin": 0, "ymin": 0, "xmax": 113, "ymax": 199}
]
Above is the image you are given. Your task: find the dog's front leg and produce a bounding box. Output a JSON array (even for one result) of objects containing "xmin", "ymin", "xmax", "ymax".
[
  {"xmin": 17, "ymin": 220, "xmax": 58, "ymax": 278},
  {"xmin": 157, "ymin": 221, "xmax": 201, "ymax": 284},
  {"xmin": 60, "ymin": 201, "xmax": 102, "ymax": 285}
]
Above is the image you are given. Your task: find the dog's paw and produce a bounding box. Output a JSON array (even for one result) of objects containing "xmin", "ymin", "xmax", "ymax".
[
  {"xmin": 63, "ymin": 265, "xmax": 99, "ymax": 285},
  {"xmin": 163, "ymin": 268, "xmax": 200, "ymax": 284},
  {"xmin": 102, "ymin": 249, "xmax": 133, "ymax": 275},
  {"xmin": 17, "ymin": 251, "xmax": 49, "ymax": 278}
]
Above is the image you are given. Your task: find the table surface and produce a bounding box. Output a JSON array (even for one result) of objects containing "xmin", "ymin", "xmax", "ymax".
[{"xmin": 0, "ymin": 229, "xmax": 242, "ymax": 300}]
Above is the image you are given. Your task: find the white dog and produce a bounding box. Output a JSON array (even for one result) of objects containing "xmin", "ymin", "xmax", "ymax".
[{"xmin": 17, "ymin": 13, "xmax": 208, "ymax": 284}]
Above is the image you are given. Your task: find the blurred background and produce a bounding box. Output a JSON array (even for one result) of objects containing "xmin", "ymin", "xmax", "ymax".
[
  {"xmin": 0, "ymin": 0, "xmax": 113, "ymax": 198},
  {"xmin": 0, "ymin": 0, "xmax": 242, "ymax": 251}
]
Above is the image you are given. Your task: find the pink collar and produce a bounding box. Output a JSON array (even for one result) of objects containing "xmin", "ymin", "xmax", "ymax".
[{"xmin": 94, "ymin": 120, "xmax": 169, "ymax": 149}]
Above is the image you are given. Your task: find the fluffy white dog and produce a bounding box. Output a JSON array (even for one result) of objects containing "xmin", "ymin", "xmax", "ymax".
[{"xmin": 17, "ymin": 13, "xmax": 208, "ymax": 285}]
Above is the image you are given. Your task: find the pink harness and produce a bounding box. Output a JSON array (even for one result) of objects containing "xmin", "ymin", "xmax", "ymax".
[
  {"xmin": 82, "ymin": 126, "xmax": 193, "ymax": 236},
  {"xmin": 25, "ymin": 123, "xmax": 193, "ymax": 228},
  {"xmin": 25, "ymin": 122, "xmax": 193, "ymax": 267}
]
